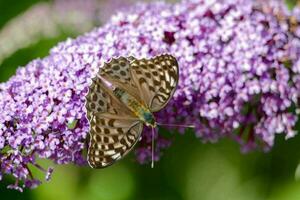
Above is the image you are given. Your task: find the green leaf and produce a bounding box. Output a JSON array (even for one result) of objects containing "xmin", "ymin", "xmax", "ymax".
[
  {"xmin": 67, "ymin": 119, "xmax": 78, "ymax": 130},
  {"xmin": 285, "ymin": 0, "xmax": 298, "ymax": 10}
]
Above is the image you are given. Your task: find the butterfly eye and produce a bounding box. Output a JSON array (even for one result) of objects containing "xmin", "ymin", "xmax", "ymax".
[{"xmin": 143, "ymin": 112, "xmax": 156, "ymax": 127}]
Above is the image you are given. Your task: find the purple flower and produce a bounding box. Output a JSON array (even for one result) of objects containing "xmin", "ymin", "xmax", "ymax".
[
  {"xmin": 1, "ymin": 0, "xmax": 300, "ymax": 190},
  {"xmin": 7, "ymin": 183, "xmax": 23, "ymax": 192},
  {"xmin": 45, "ymin": 167, "xmax": 54, "ymax": 181},
  {"xmin": 24, "ymin": 179, "xmax": 42, "ymax": 189}
]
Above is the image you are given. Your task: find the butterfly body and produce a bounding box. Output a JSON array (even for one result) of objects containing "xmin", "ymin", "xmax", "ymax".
[
  {"xmin": 113, "ymin": 87, "xmax": 156, "ymax": 127},
  {"xmin": 85, "ymin": 54, "xmax": 178, "ymax": 168}
]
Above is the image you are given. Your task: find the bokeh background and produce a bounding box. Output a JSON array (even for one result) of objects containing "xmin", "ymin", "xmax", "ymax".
[{"xmin": 1, "ymin": 0, "xmax": 300, "ymax": 199}]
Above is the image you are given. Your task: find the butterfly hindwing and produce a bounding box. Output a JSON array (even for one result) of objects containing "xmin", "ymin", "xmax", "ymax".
[
  {"xmin": 88, "ymin": 113, "xmax": 143, "ymax": 168},
  {"xmin": 129, "ymin": 54, "xmax": 179, "ymax": 112}
]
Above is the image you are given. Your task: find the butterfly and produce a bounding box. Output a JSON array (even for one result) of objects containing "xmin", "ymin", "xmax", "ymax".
[{"xmin": 85, "ymin": 54, "xmax": 179, "ymax": 168}]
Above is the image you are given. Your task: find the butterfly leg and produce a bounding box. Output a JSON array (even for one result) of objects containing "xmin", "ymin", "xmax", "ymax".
[{"xmin": 151, "ymin": 127, "xmax": 155, "ymax": 168}]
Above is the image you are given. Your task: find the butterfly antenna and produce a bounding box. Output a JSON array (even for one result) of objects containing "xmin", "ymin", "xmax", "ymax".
[
  {"xmin": 157, "ymin": 123, "xmax": 195, "ymax": 128},
  {"xmin": 151, "ymin": 127, "xmax": 155, "ymax": 169}
]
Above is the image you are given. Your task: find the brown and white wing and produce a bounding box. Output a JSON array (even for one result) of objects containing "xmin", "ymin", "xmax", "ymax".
[
  {"xmin": 88, "ymin": 113, "xmax": 143, "ymax": 168},
  {"xmin": 99, "ymin": 56, "xmax": 143, "ymax": 104},
  {"xmin": 85, "ymin": 77, "xmax": 143, "ymax": 168},
  {"xmin": 129, "ymin": 54, "xmax": 179, "ymax": 112}
]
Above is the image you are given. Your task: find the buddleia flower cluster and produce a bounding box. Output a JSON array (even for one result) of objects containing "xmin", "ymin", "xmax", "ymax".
[{"xmin": 0, "ymin": 0, "xmax": 300, "ymax": 191}]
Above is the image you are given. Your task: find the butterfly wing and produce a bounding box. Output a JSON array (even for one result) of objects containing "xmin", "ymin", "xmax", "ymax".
[
  {"xmin": 85, "ymin": 77, "xmax": 143, "ymax": 168},
  {"xmin": 85, "ymin": 76, "xmax": 131, "ymax": 120},
  {"xmin": 129, "ymin": 54, "xmax": 179, "ymax": 112},
  {"xmin": 88, "ymin": 113, "xmax": 143, "ymax": 168},
  {"xmin": 99, "ymin": 56, "xmax": 143, "ymax": 104}
]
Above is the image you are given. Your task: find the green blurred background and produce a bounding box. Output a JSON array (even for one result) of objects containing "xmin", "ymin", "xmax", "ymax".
[{"xmin": 1, "ymin": 0, "xmax": 300, "ymax": 199}]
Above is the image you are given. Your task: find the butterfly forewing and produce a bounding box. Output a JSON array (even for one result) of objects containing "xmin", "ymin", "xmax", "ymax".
[
  {"xmin": 99, "ymin": 56, "xmax": 143, "ymax": 104},
  {"xmin": 85, "ymin": 78, "xmax": 110, "ymax": 121},
  {"xmin": 129, "ymin": 54, "xmax": 179, "ymax": 112}
]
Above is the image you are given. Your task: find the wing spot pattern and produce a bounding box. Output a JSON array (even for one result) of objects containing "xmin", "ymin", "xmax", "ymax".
[
  {"xmin": 108, "ymin": 119, "xmax": 115, "ymax": 126},
  {"xmin": 120, "ymin": 70, "xmax": 126, "ymax": 76},
  {"xmin": 117, "ymin": 128, "xmax": 123, "ymax": 134},
  {"xmin": 99, "ymin": 100, "xmax": 104, "ymax": 106},
  {"xmin": 112, "ymin": 65, "xmax": 120, "ymax": 70},
  {"xmin": 104, "ymin": 128, "xmax": 110, "ymax": 134},
  {"xmin": 145, "ymin": 72, "xmax": 151, "ymax": 78},
  {"xmin": 152, "ymin": 71, "xmax": 158, "ymax": 76},
  {"xmin": 130, "ymin": 54, "xmax": 178, "ymax": 112},
  {"xmin": 95, "ymin": 126, "xmax": 101, "ymax": 133}
]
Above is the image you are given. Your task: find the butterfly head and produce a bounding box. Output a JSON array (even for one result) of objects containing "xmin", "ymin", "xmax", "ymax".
[{"xmin": 143, "ymin": 112, "xmax": 157, "ymax": 128}]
